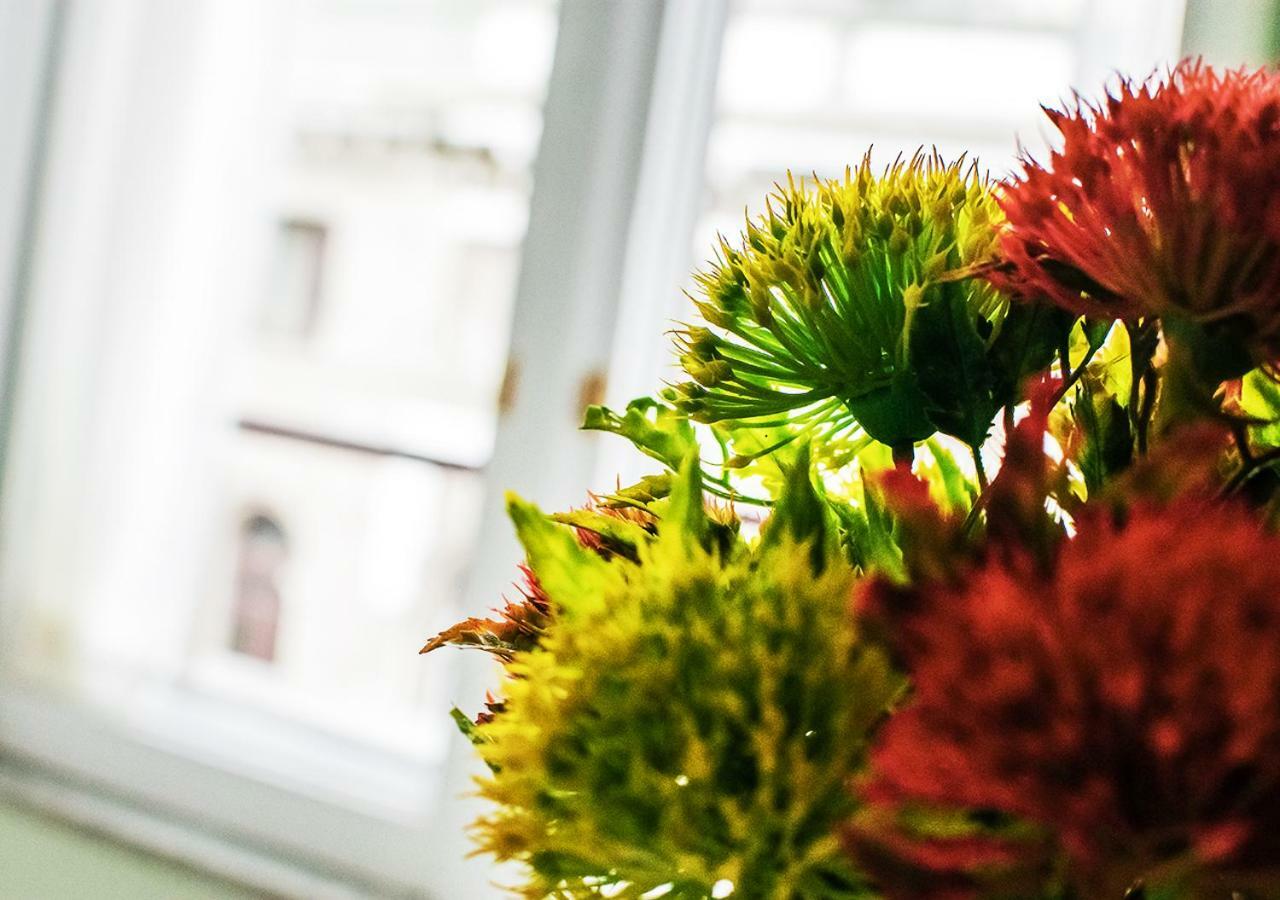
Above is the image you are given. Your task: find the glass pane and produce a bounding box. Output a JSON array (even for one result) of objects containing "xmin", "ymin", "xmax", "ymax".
[
  {"xmin": 698, "ymin": 0, "xmax": 1183, "ymax": 254},
  {"xmin": 2, "ymin": 0, "xmax": 559, "ymax": 758}
]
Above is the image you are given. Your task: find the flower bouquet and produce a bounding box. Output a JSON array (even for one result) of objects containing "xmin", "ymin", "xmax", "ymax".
[{"xmin": 423, "ymin": 62, "xmax": 1280, "ymax": 899}]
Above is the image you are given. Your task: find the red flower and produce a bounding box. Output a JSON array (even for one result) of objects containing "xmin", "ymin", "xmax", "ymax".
[
  {"xmin": 419, "ymin": 563, "xmax": 551, "ymax": 660},
  {"xmin": 854, "ymin": 496, "xmax": 1280, "ymax": 896},
  {"xmin": 993, "ymin": 61, "xmax": 1280, "ymax": 367}
]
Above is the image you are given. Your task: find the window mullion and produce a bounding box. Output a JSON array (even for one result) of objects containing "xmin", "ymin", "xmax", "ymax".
[
  {"xmin": 428, "ymin": 1, "xmax": 675, "ymax": 893},
  {"xmin": 596, "ymin": 0, "xmax": 731, "ymax": 490},
  {"xmin": 461, "ymin": 0, "xmax": 670, "ymax": 609}
]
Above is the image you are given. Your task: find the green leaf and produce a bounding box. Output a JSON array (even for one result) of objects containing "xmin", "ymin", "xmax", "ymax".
[
  {"xmin": 843, "ymin": 372, "xmax": 935, "ymax": 450},
  {"xmin": 550, "ymin": 509, "xmax": 651, "ymax": 558},
  {"xmin": 451, "ymin": 707, "xmax": 484, "ymax": 743},
  {"xmin": 602, "ymin": 473, "xmax": 673, "ymax": 509},
  {"xmin": 910, "ymin": 282, "xmax": 999, "ymax": 449},
  {"xmin": 1085, "ymin": 320, "xmax": 1133, "ymax": 404},
  {"xmin": 759, "ymin": 444, "xmax": 839, "ymax": 573},
  {"xmin": 988, "ymin": 302, "xmax": 1075, "ymax": 407},
  {"xmin": 1243, "ymin": 369, "xmax": 1280, "ymax": 449},
  {"xmin": 1083, "ymin": 317, "xmax": 1113, "ymax": 352},
  {"xmin": 717, "ymin": 419, "xmax": 805, "ymax": 475},
  {"xmin": 1073, "ymin": 379, "xmax": 1133, "ymax": 495},
  {"xmin": 652, "ymin": 451, "xmax": 708, "ymax": 558},
  {"xmin": 507, "ymin": 493, "xmax": 616, "ymax": 616},
  {"xmin": 830, "ymin": 487, "xmax": 906, "ymax": 583},
  {"xmin": 763, "ymin": 443, "xmax": 822, "ymax": 544},
  {"xmin": 922, "ymin": 437, "xmax": 977, "ymax": 514},
  {"xmin": 582, "ymin": 397, "xmax": 697, "ymax": 471}
]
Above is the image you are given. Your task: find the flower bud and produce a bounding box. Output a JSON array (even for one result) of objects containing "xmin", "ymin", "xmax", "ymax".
[
  {"xmin": 691, "ymin": 360, "xmax": 732, "ymax": 387},
  {"xmin": 685, "ymin": 327, "xmax": 719, "ymax": 356},
  {"xmin": 695, "ymin": 299, "xmax": 734, "ymax": 330},
  {"xmin": 929, "ymin": 196, "xmax": 952, "ymax": 223},
  {"xmin": 889, "ymin": 226, "xmax": 912, "ymax": 256},
  {"xmin": 924, "ymin": 249, "xmax": 952, "ymax": 281},
  {"xmin": 750, "ymin": 294, "xmax": 774, "ymax": 326},
  {"xmin": 675, "ymin": 396, "xmax": 705, "ymax": 417}
]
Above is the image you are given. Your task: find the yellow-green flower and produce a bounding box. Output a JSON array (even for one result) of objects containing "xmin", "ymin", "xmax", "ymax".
[
  {"xmin": 675, "ymin": 151, "xmax": 1070, "ymax": 457},
  {"xmin": 469, "ymin": 452, "xmax": 902, "ymax": 899}
]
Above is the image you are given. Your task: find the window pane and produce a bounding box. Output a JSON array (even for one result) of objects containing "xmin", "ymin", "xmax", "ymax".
[
  {"xmin": 699, "ymin": 0, "xmax": 1185, "ymax": 257},
  {"xmin": 2, "ymin": 0, "xmax": 559, "ymax": 759}
]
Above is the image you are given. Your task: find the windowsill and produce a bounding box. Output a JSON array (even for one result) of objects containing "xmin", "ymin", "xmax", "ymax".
[
  {"xmin": 0, "ymin": 752, "xmax": 387, "ymax": 899},
  {"xmin": 0, "ymin": 678, "xmax": 498, "ymax": 897},
  {"xmin": 0, "ymin": 675, "xmax": 445, "ymax": 825},
  {"xmin": 0, "ymin": 772, "xmax": 300, "ymax": 899}
]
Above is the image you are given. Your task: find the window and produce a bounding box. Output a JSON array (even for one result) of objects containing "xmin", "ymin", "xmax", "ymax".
[
  {"xmin": 698, "ymin": 0, "xmax": 1187, "ymax": 257},
  {"xmin": 2, "ymin": 0, "xmax": 557, "ymax": 735},
  {"xmin": 229, "ymin": 512, "xmax": 288, "ymax": 661},
  {"xmin": 262, "ymin": 220, "xmax": 326, "ymax": 340},
  {"xmin": 0, "ymin": 0, "xmax": 574, "ymax": 894},
  {"xmin": 0, "ymin": 1, "xmax": 1192, "ymax": 896}
]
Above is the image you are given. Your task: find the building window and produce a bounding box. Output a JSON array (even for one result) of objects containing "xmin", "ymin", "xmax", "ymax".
[
  {"xmin": 229, "ymin": 512, "xmax": 288, "ymax": 662},
  {"xmin": 261, "ymin": 219, "xmax": 326, "ymax": 340}
]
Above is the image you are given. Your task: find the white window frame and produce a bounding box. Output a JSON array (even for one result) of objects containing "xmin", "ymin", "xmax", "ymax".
[
  {"xmin": 0, "ymin": 0, "xmax": 1212, "ymax": 896},
  {"xmin": 0, "ymin": 1, "xmax": 700, "ymax": 896}
]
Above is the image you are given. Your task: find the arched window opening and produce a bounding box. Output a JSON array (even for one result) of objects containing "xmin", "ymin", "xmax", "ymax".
[{"xmin": 229, "ymin": 512, "xmax": 287, "ymax": 662}]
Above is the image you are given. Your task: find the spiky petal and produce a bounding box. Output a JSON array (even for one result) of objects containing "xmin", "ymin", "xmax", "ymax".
[
  {"xmin": 419, "ymin": 564, "xmax": 551, "ymax": 660},
  {"xmin": 993, "ymin": 61, "xmax": 1280, "ymax": 374},
  {"xmin": 852, "ymin": 494, "xmax": 1280, "ymax": 897}
]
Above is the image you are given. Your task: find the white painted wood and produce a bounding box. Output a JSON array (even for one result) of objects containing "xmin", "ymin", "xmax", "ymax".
[
  {"xmin": 0, "ymin": 0, "xmax": 673, "ymax": 896},
  {"xmin": 596, "ymin": 0, "xmax": 730, "ymax": 491},
  {"xmin": 0, "ymin": 0, "xmax": 60, "ymax": 379}
]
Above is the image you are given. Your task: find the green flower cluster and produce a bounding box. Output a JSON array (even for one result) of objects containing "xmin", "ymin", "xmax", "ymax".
[
  {"xmin": 674, "ymin": 152, "xmax": 1068, "ymax": 458},
  {"xmin": 469, "ymin": 452, "xmax": 902, "ymax": 899}
]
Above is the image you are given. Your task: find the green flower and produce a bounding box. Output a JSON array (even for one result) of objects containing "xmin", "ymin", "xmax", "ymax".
[
  {"xmin": 675, "ymin": 151, "xmax": 1070, "ymax": 457},
  {"xmin": 469, "ymin": 451, "xmax": 902, "ymax": 899}
]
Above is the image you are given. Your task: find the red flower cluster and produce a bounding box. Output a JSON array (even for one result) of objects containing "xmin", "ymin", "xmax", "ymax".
[
  {"xmin": 993, "ymin": 61, "xmax": 1280, "ymax": 364},
  {"xmin": 853, "ymin": 496, "xmax": 1280, "ymax": 896}
]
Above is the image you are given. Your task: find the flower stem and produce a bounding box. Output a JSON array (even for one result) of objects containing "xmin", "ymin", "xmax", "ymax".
[
  {"xmin": 971, "ymin": 443, "xmax": 989, "ymax": 491},
  {"xmin": 1137, "ymin": 368, "xmax": 1158, "ymax": 454}
]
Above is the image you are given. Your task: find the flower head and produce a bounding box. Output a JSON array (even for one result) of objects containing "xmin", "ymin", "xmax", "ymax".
[
  {"xmin": 421, "ymin": 500, "xmax": 657, "ymax": 661},
  {"xmin": 419, "ymin": 563, "xmax": 552, "ymax": 661},
  {"xmin": 994, "ymin": 61, "xmax": 1280, "ymax": 375},
  {"xmin": 468, "ymin": 453, "xmax": 902, "ymax": 898},
  {"xmin": 851, "ymin": 495, "xmax": 1280, "ymax": 897},
  {"xmin": 676, "ymin": 151, "xmax": 1057, "ymax": 454}
]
